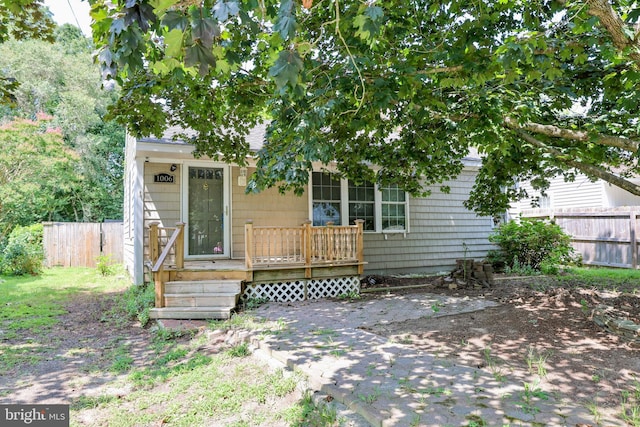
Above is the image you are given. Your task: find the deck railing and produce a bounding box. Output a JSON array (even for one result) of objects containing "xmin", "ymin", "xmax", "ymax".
[
  {"xmin": 149, "ymin": 222, "xmax": 185, "ymax": 307},
  {"xmin": 245, "ymin": 220, "xmax": 364, "ymax": 274}
]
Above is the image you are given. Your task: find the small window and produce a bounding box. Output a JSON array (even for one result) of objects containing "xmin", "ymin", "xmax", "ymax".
[
  {"xmin": 382, "ymin": 185, "xmax": 406, "ymax": 231},
  {"xmin": 348, "ymin": 180, "xmax": 375, "ymax": 231}
]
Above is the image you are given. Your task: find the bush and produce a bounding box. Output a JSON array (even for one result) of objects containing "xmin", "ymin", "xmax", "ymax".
[
  {"xmin": 0, "ymin": 224, "xmax": 44, "ymax": 275},
  {"xmin": 121, "ymin": 282, "xmax": 156, "ymax": 327},
  {"xmin": 488, "ymin": 218, "xmax": 575, "ymax": 272}
]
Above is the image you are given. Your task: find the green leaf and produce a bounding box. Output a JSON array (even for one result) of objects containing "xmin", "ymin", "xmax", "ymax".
[
  {"xmin": 213, "ymin": 0, "xmax": 240, "ymax": 22},
  {"xmin": 150, "ymin": 0, "xmax": 178, "ymax": 14},
  {"xmin": 274, "ymin": 0, "xmax": 296, "ymax": 40},
  {"xmin": 162, "ymin": 11, "xmax": 188, "ymax": 31},
  {"xmin": 164, "ymin": 28, "xmax": 183, "ymax": 58},
  {"xmin": 191, "ymin": 15, "xmax": 219, "ymax": 48},
  {"xmin": 185, "ymin": 43, "xmax": 216, "ymax": 76},
  {"xmin": 269, "ymin": 50, "xmax": 302, "ymax": 89}
]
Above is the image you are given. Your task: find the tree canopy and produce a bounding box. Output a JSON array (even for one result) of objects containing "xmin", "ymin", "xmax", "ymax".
[
  {"xmin": 91, "ymin": 1, "xmax": 640, "ymax": 213},
  {"xmin": 0, "ymin": 20, "xmax": 124, "ymax": 235}
]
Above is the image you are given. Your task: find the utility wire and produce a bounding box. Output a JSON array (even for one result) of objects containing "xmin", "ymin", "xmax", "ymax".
[{"xmin": 66, "ymin": 0, "xmax": 85, "ymax": 36}]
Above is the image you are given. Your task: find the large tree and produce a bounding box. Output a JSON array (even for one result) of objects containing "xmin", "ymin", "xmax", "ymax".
[
  {"xmin": 89, "ymin": 0, "xmax": 640, "ymax": 215},
  {"xmin": 0, "ymin": 20, "xmax": 125, "ymax": 224}
]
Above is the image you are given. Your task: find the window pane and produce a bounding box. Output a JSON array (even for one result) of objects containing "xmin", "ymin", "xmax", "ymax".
[
  {"xmin": 313, "ymin": 202, "xmax": 341, "ymax": 226},
  {"xmin": 382, "ymin": 186, "xmax": 407, "ymax": 231}
]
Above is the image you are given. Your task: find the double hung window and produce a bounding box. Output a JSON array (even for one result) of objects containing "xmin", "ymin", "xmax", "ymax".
[{"xmin": 311, "ymin": 172, "xmax": 408, "ymax": 232}]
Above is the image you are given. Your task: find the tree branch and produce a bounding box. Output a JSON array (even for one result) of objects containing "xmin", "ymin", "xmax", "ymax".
[
  {"xmin": 582, "ymin": 0, "xmax": 640, "ymax": 65},
  {"xmin": 504, "ymin": 117, "xmax": 640, "ymax": 152},
  {"xmin": 514, "ymin": 128, "xmax": 640, "ymax": 196}
]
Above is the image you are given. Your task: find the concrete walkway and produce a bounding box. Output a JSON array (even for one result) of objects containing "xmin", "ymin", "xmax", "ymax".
[{"xmin": 248, "ymin": 292, "xmax": 620, "ymax": 427}]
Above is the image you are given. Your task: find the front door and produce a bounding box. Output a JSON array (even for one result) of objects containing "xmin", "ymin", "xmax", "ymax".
[{"xmin": 186, "ymin": 166, "xmax": 227, "ymax": 257}]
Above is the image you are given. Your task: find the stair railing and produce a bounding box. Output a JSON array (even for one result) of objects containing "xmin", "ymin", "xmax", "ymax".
[{"xmin": 149, "ymin": 222, "xmax": 185, "ymax": 307}]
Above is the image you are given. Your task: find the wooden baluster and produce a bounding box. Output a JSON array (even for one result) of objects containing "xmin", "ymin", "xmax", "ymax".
[
  {"xmin": 149, "ymin": 222, "xmax": 160, "ymax": 264},
  {"xmin": 245, "ymin": 221, "xmax": 253, "ymax": 269},
  {"xmin": 175, "ymin": 222, "xmax": 185, "ymax": 269},
  {"xmin": 355, "ymin": 219, "xmax": 364, "ymax": 274}
]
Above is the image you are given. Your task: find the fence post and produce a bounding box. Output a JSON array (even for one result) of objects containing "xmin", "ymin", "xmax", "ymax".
[
  {"xmin": 245, "ymin": 221, "xmax": 254, "ymax": 270},
  {"xmin": 149, "ymin": 222, "xmax": 160, "ymax": 264},
  {"xmin": 355, "ymin": 219, "xmax": 365, "ymax": 275},
  {"xmin": 304, "ymin": 220, "xmax": 312, "ymax": 279},
  {"xmin": 631, "ymin": 211, "xmax": 638, "ymax": 269},
  {"xmin": 175, "ymin": 222, "xmax": 185, "ymax": 269}
]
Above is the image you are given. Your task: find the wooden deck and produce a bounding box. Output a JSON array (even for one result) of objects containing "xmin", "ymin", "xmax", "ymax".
[{"xmin": 148, "ymin": 222, "xmax": 365, "ymax": 318}]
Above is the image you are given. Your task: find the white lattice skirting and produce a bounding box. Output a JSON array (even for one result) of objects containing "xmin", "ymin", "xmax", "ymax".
[{"xmin": 242, "ymin": 276, "xmax": 360, "ymax": 302}]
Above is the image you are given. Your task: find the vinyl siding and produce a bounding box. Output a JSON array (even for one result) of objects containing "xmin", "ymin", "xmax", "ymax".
[
  {"xmin": 230, "ymin": 166, "xmax": 309, "ymax": 258},
  {"xmin": 363, "ymin": 169, "xmax": 495, "ymax": 275},
  {"xmin": 603, "ymin": 182, "xmax": 640, "ymax": 207},
  {"xmin": 511, "ymin": 174, "xmax": 604, "ymax": 217},
  {"xmin": 142, "ymin": 163, "xmax": 182, "ymax": 260},
  {"xmin": 122, "ymin": 132, "xmax": 138, "ymax": 282}
]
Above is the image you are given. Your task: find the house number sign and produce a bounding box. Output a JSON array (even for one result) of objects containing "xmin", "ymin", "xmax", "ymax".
[{"xmin": 154, "ymin": 173, "xmax": 175, "ymax": 183}]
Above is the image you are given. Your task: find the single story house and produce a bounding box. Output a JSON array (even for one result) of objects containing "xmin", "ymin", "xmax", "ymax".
[{"xmin": 123, "ymin": 126, "xmax": 496, "ymax": 318}]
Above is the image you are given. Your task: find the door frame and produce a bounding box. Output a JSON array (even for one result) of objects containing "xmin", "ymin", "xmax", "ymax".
[{"xmin": 181, "ymin": 161, "xmax": 231, "ymax": 259}]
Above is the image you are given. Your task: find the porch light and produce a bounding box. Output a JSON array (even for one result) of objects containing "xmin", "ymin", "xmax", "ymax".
[{"xmin": 238, "ymin": 167, "xmax": 247, "ymax": 186}]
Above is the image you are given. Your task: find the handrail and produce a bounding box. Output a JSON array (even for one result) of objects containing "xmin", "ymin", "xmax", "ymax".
[
  {"xmin": 149, "ymin": 222, "xmax": 185, "ymax": 308},
  {"xmin": 152, "ymin": 227, "xmax": 182, "ymax": 272},
  {"xmin": 245, "ymin": 220, "xmax": 364, "ymax": 274}
]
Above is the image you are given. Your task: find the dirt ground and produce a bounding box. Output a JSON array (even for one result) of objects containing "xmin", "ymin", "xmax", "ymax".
[
  {"xmin": 2, "ymin": 273, "xmax": 640, "ymax": 425},
  {"xmin": 360, "ymin": 274, "xmax": 640, "ymax": 419}
]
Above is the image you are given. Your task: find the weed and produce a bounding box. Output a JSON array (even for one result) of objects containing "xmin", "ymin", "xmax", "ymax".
[
  {"xmin": 483, "ymin": 345, "xmax": 506, "ymax": 382},
  {"xmin": 338, "ymin": 290, "xmax": 361, "ymax": 300},
  {"xmin": 243, "ymin": 297, "xmax": 269, "ymax": 310},
  {"xmin": 585, "ymin": 398, "xmax": 602, "ymax": 425},
  {"xmin": 285, "ymin": 392, "xmax": 339, "ymax": 426},
  {"xmin": 525, "ymin": 347, "xmax": 552, "ymax": 378},
  {"xmin": 519, "ymin": 379, "xmax": 549, "ymax": 415},
  {"xmin": 226, "ymin": 342, "xmax": 251, "ymax": 357},
  {"xmin": 410, "ymin": 413, "xmax": 422, "ymax": 426},
  {"xmin": 96, "ymin": 254, "xmax": 115, "ymax": 276},
  {"xmin": 431, "ymin": 301, "xmax": 442, "ymax": 313},
  {"xmin": 580, "ymin": 299, "xmax": 590, "ymax": 315},
  {"xmin": 359, "ymin": 386, "xmax": 382, "ymax": 404}
]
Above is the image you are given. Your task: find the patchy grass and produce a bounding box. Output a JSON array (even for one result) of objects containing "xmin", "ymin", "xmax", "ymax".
[
  {"xmin": 560, "ymin": 267, "xmax": 640, "ymax": 290},
  {"xmin": 0, "ymin": 267, "xmax": 129, "ymax": 373}
]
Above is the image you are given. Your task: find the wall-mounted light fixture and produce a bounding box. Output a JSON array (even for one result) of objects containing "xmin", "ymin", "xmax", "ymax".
[
  {"xmin": 170, "ymin": 164, "xmax": 177, "ymax": 172},
  {"xmin": 238, "ymin": 167, "xmax": 248, "ymax": 187}
]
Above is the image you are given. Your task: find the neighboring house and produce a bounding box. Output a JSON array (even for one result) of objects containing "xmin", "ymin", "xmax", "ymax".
[
  {"xmin": 123, "ymin": 126, "xmax": 496, "ymax": 318},
  {"xmin": 509, "ymin": 173, "xmax": 640, "ymax": 217}
]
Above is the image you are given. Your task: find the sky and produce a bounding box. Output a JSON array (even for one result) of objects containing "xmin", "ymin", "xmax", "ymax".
[{"xmin": 43, "ymin": 0, "xmax": 92, "ymax": 36}]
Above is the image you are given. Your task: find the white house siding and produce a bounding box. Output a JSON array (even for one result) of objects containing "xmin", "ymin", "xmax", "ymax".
[
  {"xmin": 363, "ymin": 169, "xmax": 495, "ymax": 275},
  {"xmin": 511, "ymin": 174, "xmax": 604, "ymax": 217},
  {"xmin": 142, "ymin": 163, "xmax": 182, "ymax": 260},
  {"xmin": 230, "ymin": 166, "xmax": 309, "ymax": 258},
  {"xmin": 123, "ymin": 132, "xmax": 140, "ymax": 283},
  {"xmin": 603, "ymin": 182, "xmax": 640, "ymax": 207}
]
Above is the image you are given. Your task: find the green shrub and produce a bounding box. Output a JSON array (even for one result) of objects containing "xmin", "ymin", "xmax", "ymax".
[
  {"xmin": 489, "ymin": 218, "xmax": 575, "ymax": 272},
  {"xmin": 0, "ymin": 224, "xmax": 44, "ymax": 275},
  {"xmin": 121, "ymin": 282, "xmax": 156, "ymax": 326}
]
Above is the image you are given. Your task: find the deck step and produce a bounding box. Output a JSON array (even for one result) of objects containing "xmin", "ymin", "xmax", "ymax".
[
  {"xmin": 149, "ymin": 306, "xmax": 233, "ymax": 320},
  {"xmin": 165, "ymin": 280, "xmax": 242, "ymax": 294},
  {"xmin": 164, "ymin": 292, "xmax": 238, "ymax": 308}
]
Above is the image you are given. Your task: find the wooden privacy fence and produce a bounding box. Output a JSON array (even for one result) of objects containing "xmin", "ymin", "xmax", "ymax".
[
  {"xmin": 521, "ymin": 208, "xmax": 640, "ymax": 269},
  {"xmin": 43, "ymin": 222, "xmax": 123, "ymax": 268}
]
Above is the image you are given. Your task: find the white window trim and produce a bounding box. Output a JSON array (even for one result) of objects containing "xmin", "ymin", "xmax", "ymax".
[{"xmin": 309, "ymin": 172, "xmax": 410, "ymax": 233}]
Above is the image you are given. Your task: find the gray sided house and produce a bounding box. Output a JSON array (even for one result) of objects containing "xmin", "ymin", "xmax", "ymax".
[{"xmin": 123, "ymin": 127, "xmax": 496, "ymax": 319}]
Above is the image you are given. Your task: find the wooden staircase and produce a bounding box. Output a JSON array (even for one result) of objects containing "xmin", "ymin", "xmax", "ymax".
[{"xmin": 149, "ymin": 279, "xmax": 242, "ymax": 320}]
